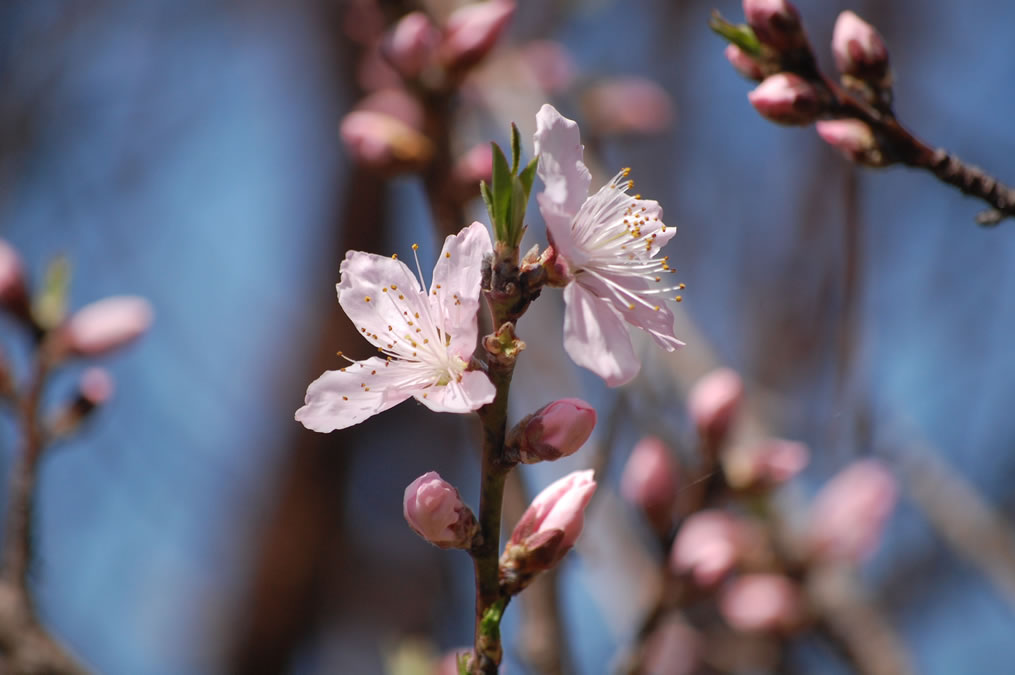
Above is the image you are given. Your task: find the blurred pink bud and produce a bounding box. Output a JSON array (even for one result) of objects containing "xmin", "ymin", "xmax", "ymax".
[
  {"xmin": 436, "ymin": 648, "xmax": 470, "ymax": 675},
  {"xmin": 358, "ymin": 88, "xmax": 425, "ymax": 129},
  {"xmin": 620, "ymin": 436, "xmax": 678, "ymax": 531},
  {"xmin": 383, "ymin": 12, "xmax": 439, "ymax": 78},
  {"xmin": 440, "ymin": 0, "xmax": 515, "ymax": 72},
  {"xmin": 748, "ymin": 73, "xmax": 822, "ymax": 126},
  {"xmin": 669, "ymin": 510, "xmax": 743, "ymax": 586},
  {"xmin": 580, "ymin": 77, "xmax": 674, "ymax": 136},
  {"xmin": 340, "ymin": 110, "xmax": 434, "ymax": 173},
  {"xmin": 808, "ymin": 459, "xmax": 897, "ymax": 562},
  {"xmin": 832, "ymin": 11, "xmax": 889, "ymax": 82},
  {"xmin": 0, "ymin": 239, "xmax": 29, "ymax": 317},
  {"xmin": 65, "ymin": 296, "xmax": 153, "ymax": 357},
  {"xmin": 520, "ymin": 40, "xmax": 575, "ymax": 93},
  {"xmin": 719, "ymin": 574, "xmax": 803, "ymax": 633},
  {"xmin": 742, "ymin": 0, "xmax": 806, "ymax": 51},
  {"xmin": 513, "ymin": 398, "xmax": 596, "ymax": 463},
  {"xmin": 687, "ymin": 368, "xmax": 743, "ymax": 446},
  {"xmin": 726, "ymin": 438, "xmax": 809, "ymax": 489},
  {"xmin": 506, "ymin": 470, "xmax": 596, "ymax": 567},
  {"xmin": 815, "ymin": 119, "xmax": 881, "ymax": 165},
  {"xmin": 79, "ymin": 367, "xmax": 114, "ymax": 406},
  {"xmin": 725, "ymin": 44, "xmax": 764, "ymax": 81},
  {"xmin": 403, "ymin": 471, "xmax": 477, "ymax": 549},
  {"xmin": 449, "ymin": 144, "xmax": 493, "ymax": 203},
  {"xmin": 641, "ymin": 618, "xmax": 701, "ymax": 675}
]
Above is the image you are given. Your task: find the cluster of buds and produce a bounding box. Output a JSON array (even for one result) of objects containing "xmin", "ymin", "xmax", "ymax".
[
  {"xmin": 403, "ymin": 398, "xmax": 597, "ymax": 590},
  {"xmin": 714, "ymin": 0, "xmax": 894, "ymax": 167},
  {"xmin": 340, "ymin": 1, "xmax": 515, "ymax": 178}
]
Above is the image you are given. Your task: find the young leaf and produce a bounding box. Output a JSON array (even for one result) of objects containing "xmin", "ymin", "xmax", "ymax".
[
  {"xmin": 510, "ymin": 122, "xmax": 521, "ymax": 175},
  {"xmin": 490, "ymin": 142, "xmax": 513, "ymax": 239},
  {"xmin": 709, "ymin": 10, "xmax": 761, "ymax": 56}
]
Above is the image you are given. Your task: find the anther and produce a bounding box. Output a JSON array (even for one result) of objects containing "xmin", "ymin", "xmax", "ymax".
[{"xmin": 412, "ymin": 244, "xmax": 419, "ymax": 250}]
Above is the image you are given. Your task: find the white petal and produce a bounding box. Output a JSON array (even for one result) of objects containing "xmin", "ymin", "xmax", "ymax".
[
  {"xmin": 429, "ymin": 221, "xmax": 492, "ymax": 360},
  {"xmin": 337, "ymin": 250, "xmax": 441, "ymax": 358},
  {"xmin": 295, "ymin": 357, "xmax": 414, "ymax": 432},
  {"xmin": 562, "ymin": 282, "xmax": 640, "ymax": 387},
  {"xmin": 534, "ymin": 104, "xmax": 591, "ymax": 221},
  {"xmin": 415, "ymin": 369, "xmax": 495, "ymax": 413},
  {"xmin": 578, "ymin": 273, "xmax": 684, "ymax": 351}
]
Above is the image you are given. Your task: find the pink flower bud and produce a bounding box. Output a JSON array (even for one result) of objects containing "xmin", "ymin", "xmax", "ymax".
[
  {"xmin": 687, "ymin": 368, "xmax": 743, "ymax": 447},
  {"xmin": 742, "ymin": 0, "xmax": 806, "ymax": 51},
  {"xmin": 403, "ymin": 471, "xmax": 477, "ymax": 549},
  {"xmin": 620, "ymin": 436, "xmax": 678, "ymax": 531},
  {"xmin": 719, "ymin": 574, "xmax": 803, "ymax": 633},
  {"xmin": 832, "ymin": 11, "xmax": 889, "ymax": 82},
  {"xmin": 340, "ymin": 110, "xmax": 434, "ymax": 173},
  {"xmin": 449, "ymin": 143, "xmax": 493, "ymax": 204},
  {"xmin": 0, "ymin": 239, "xmax": 29, "ymax": 318},
  {"xmin": 440, "ymin": 0, "xmax": 515, "ymax": 72},
  {"xmin": 580, "ymin": 77, "xmax": 673, "ymax": 136},
  {"xmin": 808, "ymin": 459, "xmax": 897, "ymax": 562},
  {"xmin": 382, "ymin": 12, "xmax": 439, "ymax": 78},
  {"xmin": 520, "ymin": 40, "xmax": 575, "ymax": 93},
  {"xmin": 669, "ymin": 510, "xmax": 743, "ymax": 586},
  {"xmin": 79, "ymin": 367, "xmax": 115, "ymax": 406},
  {"xmin": 64, "ymin": 296, "xmax": 153, "ymax": 356},
  {"xmin": 815, "ymin": 119, "xmax": 883, "ymax": 166},
  {"xmin": 506, "ymin": 470, "xmax": 596, "ymax": 567},
  {"xmin": 725, "ymin": 44, "xmax": 764, "ymax": 81},
  {"xmin": 512, "ymin": 398, "xmax": 596, "ymax": 463},
  {"xmin": 725, "ymin": 438, "xmax": 809, "ymax": 490},
  {"xmin": 748, "ymin": 73, "xmax": 822, "ymax": 126}
]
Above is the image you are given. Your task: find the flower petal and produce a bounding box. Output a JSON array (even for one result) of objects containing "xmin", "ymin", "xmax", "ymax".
[
  {"xmin": 577, "ymin": 273, "xmax": 684, "ymax": 351},
  {"xmin": 534, "ymin": 104, "xmax": 591, "ymax": 223},
  {"xmin": 338, "ymin": 250, "xmax": 441, "ymax": 358},
  {"xmin": 295, "ymin": 357, "xmax": 415, "ymax": 431},
  {"xmin": 414, "ymin": 369, "xmax": 495, "ymax": 413},
  {"xmin": 562, "ymin": 282, "xmax": 640, "ymax": 386},
  {"xmin": 429, "ymin": 221, "xmax": 492, "ymax": 360}
]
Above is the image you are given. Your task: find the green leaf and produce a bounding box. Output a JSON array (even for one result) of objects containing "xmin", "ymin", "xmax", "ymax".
[
  {"xmin": 518, "ymin": 155, "xmax": 539, "ymax": 197},
  {"xmin": 708, "ymin": 9, "xmax": 761, "ymax": 56},
  {"xmin": 480, "ymin": 180, "xmax": 494, "ymax": 220},
  {"xmin": 509, "ymin": 123, "xmax": 521, "ymax": 175},
  {"xmin": 490, "ymin": 142, "xmax": 513, "ymax": 240},
  {"xmin": 33, "ymin": 256, "xmax": 71, "ymax": 331}
]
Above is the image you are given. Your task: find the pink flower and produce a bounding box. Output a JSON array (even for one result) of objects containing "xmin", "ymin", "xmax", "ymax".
[
  {"xmin": 808, "ymin": 459, "xmax": 897, "ymax": 562},
  {"xmin": 579, "ymin": 77, "xmax": 674, "ymax": 136},
  {"xmin": 533, "ymin": 104, "xmax": 684, "ymax": 386},
  {"xmin": 403, "ymin": 471, "xmax": 477, "ymax": 549},
  {"xmin": 669, "ymin": 510, "xmax": 743, "ymax": 586},
  {"xmin": 506, "ymin": 469, "xmax": 596, "ymax": 566},
  {"xmin": 718, "ymin": 574, "xmax": 803, "ymax": 633},
  {"xmin": 64, "ymin": 296, "xmax": 154, "ymax": 356},
  {"xmin": 620, "ymin": 436, "xmax": 678, "ymax": 530},
  {"xmin": 687, "ymin": 367, "xmax": 744, "ymax": 444},
  {"xmin": 513, "ymin": 398, "xmax": 597, "ymax": 463},
  {"xmin": 296, "ymin": 222, "xmax": 496, "ymax": 432}
]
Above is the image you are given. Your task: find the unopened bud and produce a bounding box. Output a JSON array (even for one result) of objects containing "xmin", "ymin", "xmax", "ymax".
[
  {"xmin": 815, "ymin": 119, "xmax": 884, "ymax": 166},
  {"xmin": 0, "ymin": 239, "xmax": 30, "ymax": 320},
  {"xmin": 725, "ymin": 44, "xmax": 764, "ymax": 81},
  {"xmin": 580, "ymin": 77, "xmax": 673, "ymax": 136},
  {"xmin": 340, "ymin": 110, "xmax": 434, "ymax": 173},
  {"xmin": 725, "ymin": 438, "xmax": 809, "ymax": 490},
  {"xmin": 669, "ymin": 510, "xmax": 743, "ymax": 586},
  {"xmin": 687, "ymin": 367, "xmax": 743, "ymax": 448},
  {"xmin": 502, "ymin": 470, "xmax": 596, "ymax": 584},
  {"xmin": 748, "ymin": 73, "xmax": 822, "ymax": 126},
  {"xmin": 509, "ymin": 398, "xmax": 596, "ymax": 463},
  {"xmin": 832, "ymin": 11, "xmax": 890, "ymax": 86},
  {"xmin": 808, "ymin": 459, "xmax": 897, "ymax": 563},
  {"xmin": 719, "ymin": 574, "xmax": 804, "ymax": 633},
  {"xmin": 620, "ymin": 436, "xmax": 678, "ymax": 533},
  {"xmin": 403, "ymin": 471, "xmax": 477, "ymax": 549},
  {"xmin": 742, "ymin": 0, "xmax": 807, "ymax": 52},
  {"xmin": 440, "ymin": 0, "xmax": 515, "ymax": 72},
  {"xmin": 48, "ymin": 367, "xmax": 114, "ymax": 438},
  {"xmin": 64, "ymin": 296, "xmax": 153, "ymax": 357},
  {"xmin": 382, "ymin": 12, "xmax": 439, "ymax": 78}
]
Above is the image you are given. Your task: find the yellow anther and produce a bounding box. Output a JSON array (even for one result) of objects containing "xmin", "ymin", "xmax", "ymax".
[
  {"xmin": 678, "ymin": 283, "xmax": 686, "ymax": 290},
  {"xmin": 627, "ymin": 303, "xmax": 635, "ymax": 310},
  {"xmin": 675, "ymin": 295, "xmax": 683, "ymax": 302},
  {"xmin": 412, "ymin": 243, "xmax": 419, "ymax": 250},
  {"xmin": 622, "ymin": 167, "xmax": 631, "ymax": 177},
  {"xmin": 342, "ymin": 396, "xmax": 348, "ymax": 401},
  {"xmin": 391, "ymin": 284, "xmax": 398, "ymax": 290},
  {"xmin": 364, "ymin": 296, "xmax": 371, "ymax": 302},
  {"xmin": 391, "ymin": 253, "xmax": 398, "ymax": 259},
  {"xmin": 445, "ymin": 252, "xmax": 451, "ymax": 258}
]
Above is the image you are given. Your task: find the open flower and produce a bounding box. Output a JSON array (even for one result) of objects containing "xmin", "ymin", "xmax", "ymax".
[
  {"xmin": 296, "ymin": 222, "xmax": 496, "ymax": 431},
  {"xmin": 533, "ymin": 104, "xmax": 684, "ymax": 386}
]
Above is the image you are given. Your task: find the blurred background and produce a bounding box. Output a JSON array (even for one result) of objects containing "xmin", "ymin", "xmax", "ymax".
[{"xmin": 2, "ymin": 0, "xmax": 1015, "ymax": 673}]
